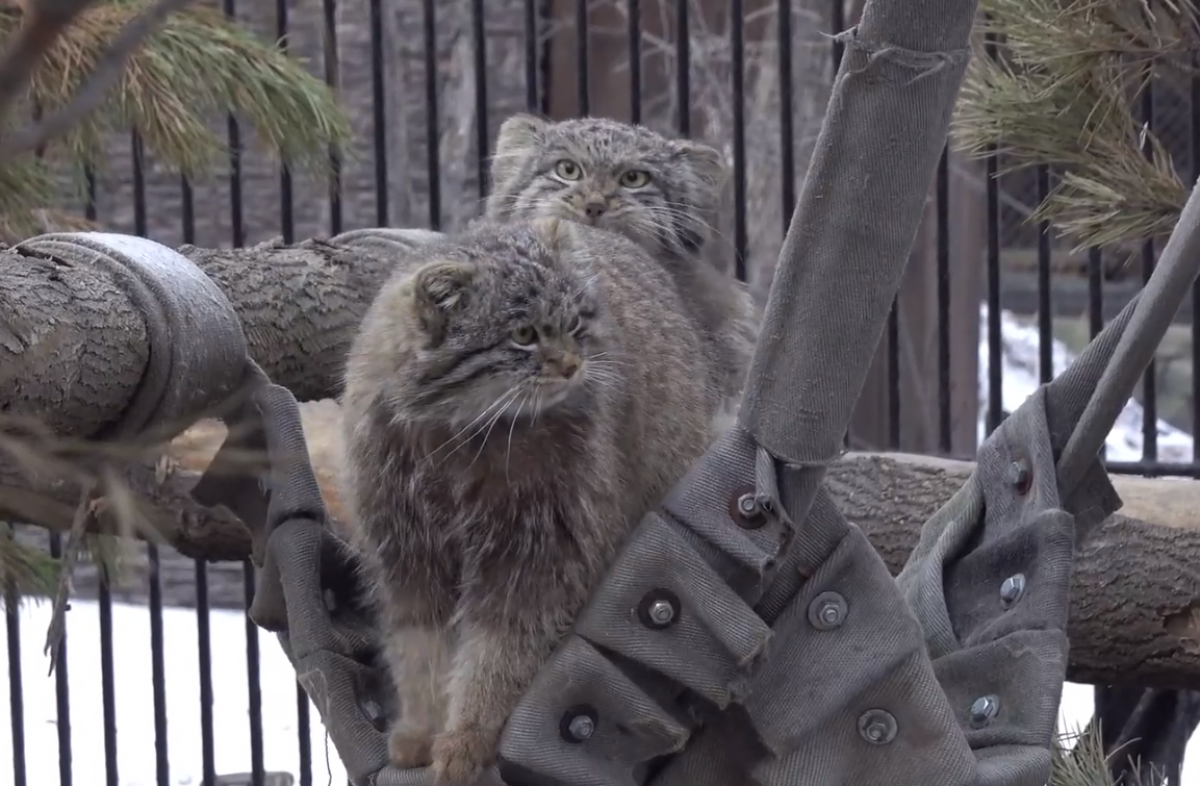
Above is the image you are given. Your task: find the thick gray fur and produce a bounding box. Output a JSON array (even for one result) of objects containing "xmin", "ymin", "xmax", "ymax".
[
  {"xmin": 483, "ymin": 114, "xmax": 759, "ymax": 433},
  {"xmin": 340, "ymin": 218, "xmax": 722, "ymax": 785}
]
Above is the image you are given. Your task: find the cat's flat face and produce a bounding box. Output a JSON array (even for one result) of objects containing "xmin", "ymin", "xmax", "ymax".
[
  {"xmin": 487, "ymin": 116, "xmax": 725, "ymax": 257},
  {"xmin": 403, "ymin": 239, "xmax": 612, "ymax": 429}
]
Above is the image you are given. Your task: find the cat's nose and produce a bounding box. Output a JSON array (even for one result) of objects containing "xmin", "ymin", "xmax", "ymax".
[
  {"xmin": 552, "ymin": 352, "xmax": 581, "ymax": 379},
  {"xmin": 583, "ymin": 200, "xmax": 606, "ymax": 219}
]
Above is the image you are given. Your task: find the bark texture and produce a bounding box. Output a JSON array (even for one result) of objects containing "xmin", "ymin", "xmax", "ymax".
[{"xmin": 0, "ymin": 237, "xmax": 394, "ymax": 436}]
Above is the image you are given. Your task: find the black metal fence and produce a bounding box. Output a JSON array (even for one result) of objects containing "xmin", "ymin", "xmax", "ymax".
[{"xmin": 2, "ymin": 1, "xmax": 1198, "ymax": 785}]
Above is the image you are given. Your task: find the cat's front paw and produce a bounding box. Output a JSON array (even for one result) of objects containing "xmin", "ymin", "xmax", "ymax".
[
  {"xmin": 388, "ymin": 726, "xmax": 434, "ymax": 768},
  {"xmin": 430, "ymin": 725, "xmax": 498, "ymax": 786}
]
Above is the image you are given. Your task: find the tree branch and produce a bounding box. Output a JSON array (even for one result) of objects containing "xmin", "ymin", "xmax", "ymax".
[
  {"xmin": 0, "ymin": 236, "xmax": 397, "ymax": 439},
  {"xmin": 42, "ymin": 401, "xmax": 1200, "ymax": 689},
  {"xmin": 4, "ymin": 235, "xmax": 1200, "ymax": 688}
]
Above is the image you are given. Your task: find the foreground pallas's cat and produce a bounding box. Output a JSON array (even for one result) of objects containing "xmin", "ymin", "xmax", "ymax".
[{"xmin": 340, "ymin": 218, "xmax": 722, "ymax": 785}]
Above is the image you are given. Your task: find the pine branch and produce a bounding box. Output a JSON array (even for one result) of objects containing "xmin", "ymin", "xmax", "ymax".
[
  {"xmin": 952, "ymin": 0, "xmax": 1196, "ymax": 251},
  {"xmin": 0, "ymin": 0, "xmax": 354, "ymax": 239},
  {"xmin": 0, "ymin": 523, "xmax": 60, "ymax": 603},
  {"xmin": 0, "ymin": 0, "xmax": 200, "ymax": 162}
]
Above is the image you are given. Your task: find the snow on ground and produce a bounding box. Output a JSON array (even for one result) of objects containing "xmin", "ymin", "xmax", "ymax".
[
  {"xmin": 0, "ymin": 305, "xmax": 1195, "ymax": 786},
  {"xmin": 0, "ymin": 599, "xmax": 351, "ymax": 786}
]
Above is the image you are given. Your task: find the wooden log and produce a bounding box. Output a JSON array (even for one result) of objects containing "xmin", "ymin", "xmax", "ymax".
[
  {"xmin": 2, "ymin": 235, "xmax": 1199, "ymax": 685},
  {"xmin": 17, "ymin": 401, "xmax": 1190, "ymax": 689}
]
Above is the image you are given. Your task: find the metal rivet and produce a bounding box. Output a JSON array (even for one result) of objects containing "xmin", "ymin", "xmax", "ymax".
[
  {"xmin": 1008, "ymin": 459, "xmax": 1031, "ymax": 494},
  {"xmin": 729, "ymin": 486, "xmax": 766, "ymax": 529},
  {"xmin": 560, "ymin": 705, "xmax": 598, "ymax": 743},
  {"xmin": 857, "ymin": 709, "xmax": 897, "ymax": 745},
  {"xmin": 807, "ymin": 591, "xmax": 848, "ymax": 631},
  {"xmin": 1000, "ymin": 574, "xmax": 1026, "ymax": 607},
  {"xmin": 738, "ymin": 493, "xmax": 761, "ymax": 518},
  {"xmin": 636, "ymin": 588, "xmax": 681, "ymax": 630},
  {"xmin": 969, "ymin": 695, "xmax": 1000, "ymax": 727},
  {"xmin": 649, "ymin": 600, "xmax": 674, "ymax": 625}
]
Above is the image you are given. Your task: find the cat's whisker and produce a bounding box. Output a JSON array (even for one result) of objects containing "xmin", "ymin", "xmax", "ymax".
[
  {"xmin": 428, "ymin": 385, "xmax": 524, "ymax": 465},
  {"xmin": 466, "ymin": 393, "xmax": 520, "ymax": 470},
  {"xmin": 504, "ymin": 391, "xmax": 529, "ymax": 482},
  {"xmin": 428, "ymin": 384, "xmax": 521, "ymax": 458}
]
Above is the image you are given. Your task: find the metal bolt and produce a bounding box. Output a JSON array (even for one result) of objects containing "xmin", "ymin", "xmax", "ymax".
[
  {"xmin": 648, "ymin": 599, "xmax": 676, "ymax": 626},
  {"xmin": 1007, "ymin": 459, "xmax": 1031, "ymax": 493},
  {"xmin": 737, "ymin": 493, "xmax": 761, "ymax": 518},
  {"xmin": 969, "ymin": 695, "xmax": 1000, "ymax": 727},
  {"xmin": 1000, "ymin": 574, "xmax": 1026, "ymax": 607},
  {"xmin": 857, "ymin": 709, "xmax": 898, "ymax": 745},
  {"xmin": 807, "ymin": 591, "xmax": 848, "ymax": 631},
  {"xmin": 638, "ymin": 589, "xmax": 681, "ymax": 629},
  {"xmin": 567, "ymin": 713, "xmax": 595, "ymax": 742}
]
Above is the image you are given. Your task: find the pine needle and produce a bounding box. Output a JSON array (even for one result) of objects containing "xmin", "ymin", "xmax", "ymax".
[
  {"xmin": 0, "ymin": 524, "xmax": 61, "ymax": 604},
  {"xmin": 952, "ymin": 0, "xmax": 1196, "ymax": 251},
  {"xmin": 0, "ymin": 0, "xmax": 353, "ymax": 233}
]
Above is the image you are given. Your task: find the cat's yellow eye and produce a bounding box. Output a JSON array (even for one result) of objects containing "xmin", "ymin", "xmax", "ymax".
[
  {"xmin": 511, "ymin": 325, "xmax": 538, "ymax": 346},
  {"xmin": 554, "ymin": 160, "xmax": 583, "ymax": 181},
  {"xmin": 619, "ymin": 169, "xmax": 651, "ymax": 189}
]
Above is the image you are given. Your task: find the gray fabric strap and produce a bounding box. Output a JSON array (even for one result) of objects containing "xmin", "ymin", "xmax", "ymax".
[
  {"xmin": 12, "ymin": 232, "xmax": 249, "ymax": 442},
  {"xmin": 736, "ymin": 21, "xmax": 972, "ymax": 469}
]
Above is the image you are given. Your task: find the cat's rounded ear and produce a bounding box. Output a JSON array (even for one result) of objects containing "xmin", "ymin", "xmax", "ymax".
[
  {"xmin": 491, "ymin": 113, "xmax": 550, "ymax": 187},
  {"xmin": 672, "ymin": 139, "xmax": 727, "ymax": 190},
  {"xmin": 411, "ymin": 260, "xmax": 477, "ymax": 343}
]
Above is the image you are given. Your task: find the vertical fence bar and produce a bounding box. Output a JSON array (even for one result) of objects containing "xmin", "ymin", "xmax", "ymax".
[
  {"xmin": 276, "ymin": 0, "xmax": 311, "ymax": 779},
  {"xmin": 148, "ymin": 546, "xmax": 169, "ymax": 786},
  {"xmin": 538, "ymin": 0, "xmax": 552, "ymax": 115},
  {"xmin": 984, "ymin": 23, "xmax": 1003, "ymax": 435},
  {"xmin": 935, "ymin": 148, "xmax": 951, "ymax": 453},
  {"xmin": 525, "ymin": 0, "xmax": 539, "ymax": 111},
  {"xmin": 576, "ymin": 0, "xmax": 589, "ymax": 116},
  {"xmin": 627, "ymin": 0, "xmax": 641, "ymax": 123},
  {"xmin": 422, "ymin": 0, "xmax": 441, "ymax": 230},
  {"xmin": 222, "ymin": 2, "xmax": 265, "ymax": 783},
  {"xmin": 1140, "ymin": 85, "xmax": 1158, "ymax": 465},
  {"xmin": 48, "ymin": 534, "xmax": 71, "ymax": 786},
  {"xmin": 91, "ymin": 536, "xmax": 116, "ymax": 768},
  {"xmin": 1088, "ymin": 248, "xmax": 1104, "ymax": 340},
  {"xmin": 730, "ymin": 0, "xmax": 746, "ymax": 282},
  {"xmin": 132, "ymin": 131, "xmax": 172, "ymax": 786},
  {"xmin": 1036, "ymin": 164, "xmax": 1052, "ymax": 384},
  {"xmin": 179, "ymin": 172, "xmax": 217, "ymax": 786},
  {"xmin": 323, "ymin": 0, "xmax": 343, "ymax": 233},
  {"xmin": 1192, "ymin": 61, "xmax": 1200, "ymax": 479},
  {"xmin": 370, "ymin": 0, "xmax": 388, "ymax": 226},
  {"xmin": 243, "ymin": 562, "xmax": 265, "ymax": 786},
  {"xmin": 1087, "ymin": 247, "xmax": 1106, "ymax": 465},
  {"xmin": 5, "ymin": 524, "xmax": 25, "ymax": 786},
  {"xmin": 675, "ymin": 0, "xmax": 689, "ymax": 136},
  {"xmin": 471, "ymin": 0, "xmax": 488, "ymax": 199},
  {"xmin": 278, "ymin": 0, "xmax": 295, "ymax": 246},
  {"xmin": 777, "ymin": 0, "xmax": 794, "ymax": 229}
]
